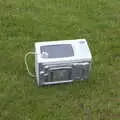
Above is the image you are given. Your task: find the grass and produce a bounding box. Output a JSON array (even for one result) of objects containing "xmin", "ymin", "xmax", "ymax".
[{"xmin": 0, "ymin": 0, "xmax": 120, "ymax": 119}]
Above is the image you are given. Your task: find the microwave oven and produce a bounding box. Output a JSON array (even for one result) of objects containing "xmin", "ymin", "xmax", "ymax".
[{"xmin": 35, "ymin": 39, "xmax": 92, "ymax": 86}]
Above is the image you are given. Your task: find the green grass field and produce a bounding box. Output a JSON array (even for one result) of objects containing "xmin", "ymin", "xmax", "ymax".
[{"xmin": 0, "ymin": 0, "xmax": 120, "ymax": 119}]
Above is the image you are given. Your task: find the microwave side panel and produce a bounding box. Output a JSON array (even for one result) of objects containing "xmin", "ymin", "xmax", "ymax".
[{"xmin": 35, "ymin": 43, "xmax": 41, "ymax": 86}]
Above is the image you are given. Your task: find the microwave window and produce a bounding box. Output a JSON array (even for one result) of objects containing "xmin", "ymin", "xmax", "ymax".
[
  {"xmin": 51, "ymin": 69, "xmax": 71, "ymax": 81},
  {"xmin": 40, "ymin": 44, "xmax": 74, "ymax": 58}
]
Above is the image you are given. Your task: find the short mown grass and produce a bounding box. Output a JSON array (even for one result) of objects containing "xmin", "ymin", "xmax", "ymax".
[{"xmin": 0, "ymin": 0, "xmax": 120, "ymax": 119}]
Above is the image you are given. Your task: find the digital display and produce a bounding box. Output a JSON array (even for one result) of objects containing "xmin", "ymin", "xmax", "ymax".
[
  {"xmin": 51, "ymin": 69, "xmax": 72, "ymax": 81},
  {"xmin": 40, "ymin": 44, "xmax": 74, "ymax": 58}
]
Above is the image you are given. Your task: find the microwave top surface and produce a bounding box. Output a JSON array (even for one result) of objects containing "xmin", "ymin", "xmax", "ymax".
[{"xmin": 35, "ymin": 39, "xmax": 92, "ymax": 63}]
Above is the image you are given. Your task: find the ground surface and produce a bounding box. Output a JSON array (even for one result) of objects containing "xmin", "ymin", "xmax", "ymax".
[{"xmin": 0, "ymin": 0, "xmax": 120, "ymax": 120}]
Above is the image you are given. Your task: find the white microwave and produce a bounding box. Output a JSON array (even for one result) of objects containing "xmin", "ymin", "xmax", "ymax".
[{"xmin": 35, "ymin": 39, "xmax": 92, "ymax": 86}]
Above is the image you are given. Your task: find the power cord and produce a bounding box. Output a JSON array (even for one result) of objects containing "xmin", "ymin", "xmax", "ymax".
[{"xmin": 24, "ymin": 52, "xmax": 36, "ymax": 77}]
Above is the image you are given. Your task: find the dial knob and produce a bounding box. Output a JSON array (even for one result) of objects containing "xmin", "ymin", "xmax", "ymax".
[{"xmin": 40, "ymin": 71, "xmax": 44, "ymax": 75}]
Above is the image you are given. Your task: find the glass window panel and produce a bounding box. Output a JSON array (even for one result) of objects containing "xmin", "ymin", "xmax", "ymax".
[{"xmin": 40, "ymin": 44, "xmax": 74, "ymax": 58}]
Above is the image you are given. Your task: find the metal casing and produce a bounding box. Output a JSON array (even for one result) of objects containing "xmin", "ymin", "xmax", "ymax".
[{"xmin": 35, "ymin": 39, "xmax": 92, "ymax": 86}]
